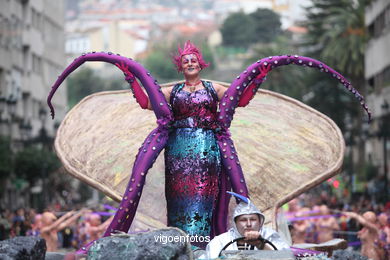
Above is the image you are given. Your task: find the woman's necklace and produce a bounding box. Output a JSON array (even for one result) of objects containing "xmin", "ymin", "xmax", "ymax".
[{"xmin": 185, "ymin": 80, "xmax": 201, "ymax": 92}]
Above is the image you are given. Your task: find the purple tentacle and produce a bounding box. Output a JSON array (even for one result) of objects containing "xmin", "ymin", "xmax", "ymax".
[
  {"xmin": 218, "ymin": 55, "xmax": 371, "ymax": 129},
  {"xmin": 217, "ymin": 137, "xmax": 249, "ymax": 198},
  {"xmin": 211, "ymin": 169, "xmax": 231, "ymax": 237},
  {"xmin": 47, "ymin": 52, "xmax": 172, "ymax": 121},
  {"xmin": 103, "ymin": 127, "xmax": 169, "ymax": 236}
]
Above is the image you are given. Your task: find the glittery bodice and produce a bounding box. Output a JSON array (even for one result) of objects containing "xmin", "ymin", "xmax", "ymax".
[
  {"xmin": 170, "ymin": 81, "xmax": 218, "ymax": 129},
  {"xmin": 164, "ymin": 81, "xmax": 221, "ymax": 247}
]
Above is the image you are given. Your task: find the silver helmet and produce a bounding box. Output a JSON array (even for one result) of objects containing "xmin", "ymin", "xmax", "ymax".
[{"xmin": 228, "ymin": 191, "xmax": 265, "ymax": 234}]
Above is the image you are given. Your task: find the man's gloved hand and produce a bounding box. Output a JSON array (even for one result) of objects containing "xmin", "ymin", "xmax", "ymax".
[{"xmin": 243, "ymin": 231, "xmax": 265, "ymax": 249}]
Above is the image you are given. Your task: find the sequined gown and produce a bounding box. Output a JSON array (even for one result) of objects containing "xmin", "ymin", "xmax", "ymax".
[{"xmin": 165, "ymin": 81, "xmax": 221, "ymax": 245}]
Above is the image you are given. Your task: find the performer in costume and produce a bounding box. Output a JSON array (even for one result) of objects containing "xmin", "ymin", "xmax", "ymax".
[
  {"xmin": 163, "ymin": 61, "xmax": 222, "ymax": 242},
  {"xmin": 47, "ymin": 41, "xmax": 371, "ymax": 253},
  {"xmin": 204, "ymin": 192, "xmax": 326, "ymax": 259},
  {"xmin": 115, "ymin": 42, "xmax": 267, "ymax": 247}
]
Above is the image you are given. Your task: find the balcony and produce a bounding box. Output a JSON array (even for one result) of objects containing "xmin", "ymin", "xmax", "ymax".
[{"xmin": 22, "ymin": 25, "xmax": 31, "ymax": 47}]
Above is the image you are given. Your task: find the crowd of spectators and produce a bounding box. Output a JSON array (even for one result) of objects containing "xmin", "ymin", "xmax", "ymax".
[
  {"xmin": 285, "ymin": 190, "xmax": 390, "ymax": 260},
  {"xmin": 0, "ymin": 189, "xmax": 389, "ymax": 259},
  {"xmin": 0, "ymin": 204, "xmax": 113, "ymax": 252}
]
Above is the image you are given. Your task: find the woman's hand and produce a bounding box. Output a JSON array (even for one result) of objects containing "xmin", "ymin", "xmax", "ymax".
[
  {"xmin": 253, "ymin": 63, "xmax": 272, "ymax": 85},
  {"xmin": 236, "ymin": 63, "xmax": 272, "ymax": 107},
  {"xmin": 115, "ymin": 61, "xmax": 135, "ymax": 82}
]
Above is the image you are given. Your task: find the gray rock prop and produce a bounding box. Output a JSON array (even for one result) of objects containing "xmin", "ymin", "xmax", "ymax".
[
  {"xmin": 45, "ymin": 252, "xmax": 68, "ymax": 260},
  {"xmin": 88, "ymin": 227, "xmax": 193, "ymax": 260},
  {"xmin": 332, "ymin": 249, "xmax": 369, "ymax": 260},
  {"xmin": 220, "ymin": 250, "xmax": 296, "ymax": 260},
  {"xmin": 0, "ymin": 236, "xmax": 46, "ymax": 260}
]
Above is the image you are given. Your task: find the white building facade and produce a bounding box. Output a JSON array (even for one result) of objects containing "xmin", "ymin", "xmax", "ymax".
[
  {"xmin": 0, "ymin": 0, "xmax": 67, "ymax": 146},
  {"xmin": 365, "ymin": 0, "xmax": 390, "ymax": 184},
  {"xmin": 0, "ymin": 0, "xmax": 67, "ymax": 209}
]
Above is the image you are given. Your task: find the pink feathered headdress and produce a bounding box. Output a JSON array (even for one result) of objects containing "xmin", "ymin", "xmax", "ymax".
[{"xmin": 172, "ymin": 40, "xmax": 210, "ymax": 72}]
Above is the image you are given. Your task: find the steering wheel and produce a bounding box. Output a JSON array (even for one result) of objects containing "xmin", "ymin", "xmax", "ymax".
[{"xmin": 218, "ymin": 236, "xmax": 278, "ymax": 257}]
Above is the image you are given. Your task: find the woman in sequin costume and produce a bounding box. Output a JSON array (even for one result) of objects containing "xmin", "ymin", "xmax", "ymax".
[
  {"xmin": 115, "ymin": 41, "xmax": 255, "ymax": 246},
  {"xmin": 47, "ymin": 41, "xmax": 371, "ymax": 252},
  {"xmin": 162, "ymin": 49, "xmax": 225, "ymax": 243}
]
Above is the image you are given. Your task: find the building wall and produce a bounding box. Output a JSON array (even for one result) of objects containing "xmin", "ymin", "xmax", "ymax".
[
  {"xmin": 65, "ymin": 20, "xmax": 146, "ymax": 69},
  {"xmin": 0, "ymin": 0, "xmax": 68, "ymax": 210},
  {"xmin": 0, "ymin": 0, "xmax": 67, "ymax": 143},
  {"xmin": 365, "ymin": 0, "xmax": 390, "ymax": 101},
  {"xmin": 365, "ymin": 0, "xmax": 390, "ymax": 177},
  {"xmin": 365, "ymin": 0, "xmax": 390, "ymax": 118}
]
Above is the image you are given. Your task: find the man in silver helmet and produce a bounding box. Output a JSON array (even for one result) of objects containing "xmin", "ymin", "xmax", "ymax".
[{"xmin": 204, "ymin": 192, "xmax": 290, "ymax": 259}]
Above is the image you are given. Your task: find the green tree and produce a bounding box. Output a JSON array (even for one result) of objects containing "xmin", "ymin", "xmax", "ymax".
[
  {"xmin": 144, "ymin": 48, "xmax": 181, "ymax": 82},
  {"xmin": 302, "ymin": 0, "xmax": 369, "ymax": 128},
  {"xmin": 0, "ymin": 137, "xmax": 13, "ymax": 179},
  {"xmin": 105, "ymin": 78, "xmax": 127, "ymax": 91},
  {"xmin": 304, "ymin": 0, "xmax": 367, "ymax": 82},
  {"xmin": 249, "ymin": 8, "xmax": 282, "ymax": 43},
  {"xmin": 246, "ymin": 36, "xmax": 307, "ymax": 100},
  {"xmin": 302, "ymin": 0, "xmax": 371, "ymax": 177},
  {"xmin": 303, "ymin": 73, "xmax": 354, "ymax": 131},
  {"xmin": 14, "ymin": 147, "xmax": 60, "ymax": 183},
  {"xmin": 67, "ymin": 67, "xmax": 105, "ymax": 108},
  {"xmin": 199, "ymin": 42, "xmax": 215, "ymax": 71},
  {"xmin": 220, "ymin": 11, "xmax": 255, "ymax": 48},
  {"xmin": 221, "ymin": 9, "xmax": 282, "ymax": 48}
]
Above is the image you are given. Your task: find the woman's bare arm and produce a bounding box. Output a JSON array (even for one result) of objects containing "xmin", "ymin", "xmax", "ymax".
[
  {"xmin": 146, "ymin": 86, "xmax": 173, "ymax": 110},
  {"xmin": 344, "ymin": 212, "xmax": 379, "ymax": 233},
  {"xmin": 212, "ymin": 83, "xmax": 226, "ymax": 101}
]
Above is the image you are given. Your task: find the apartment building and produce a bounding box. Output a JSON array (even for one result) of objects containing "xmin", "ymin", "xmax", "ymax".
[
  {"xmin": 365, "ymin": 0, "xmax": 390, "ymax": 181},
  {"xmin": 0, "ymin": 0, "xmax": 67, "ymax": 147}
]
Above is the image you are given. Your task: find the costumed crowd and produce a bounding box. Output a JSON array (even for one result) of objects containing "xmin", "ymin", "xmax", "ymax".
[
  {"xmin": 0, "ymin": 205, "xmax": 113, "ymax": 252},
  {"xmin": 1, "ymin": 189, "xmax": 389, "ymax": 259},
  {"xmin": 286, "ymin": 192, "xmax": 390, "ymax": 260}
]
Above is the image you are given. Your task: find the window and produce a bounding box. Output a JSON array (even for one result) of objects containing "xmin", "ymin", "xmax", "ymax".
[
  {"xmin": 10, "ymin": 15, "xmax": 22, "ymax": 49},
  {"xmin": 31, "ymin": 7, "xmax": 42, "ymax": 31},
  {"xmin": 369, "ymin": 65, "xmax": 390, "ymax": 94},
  {"xmin": 368, "ymin": 4, "xmax": 390, "ymax": 39},
  {"xmin": 0, "ymin": 16, "xmax": 11, "ymax": 48},
  {"xmin": 32, "ymin": 54, "xmax": 42, "ymax": 74},
  {"xmin": 0, "ymin": 68, "xmax": 5, "ymax": 97}
]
